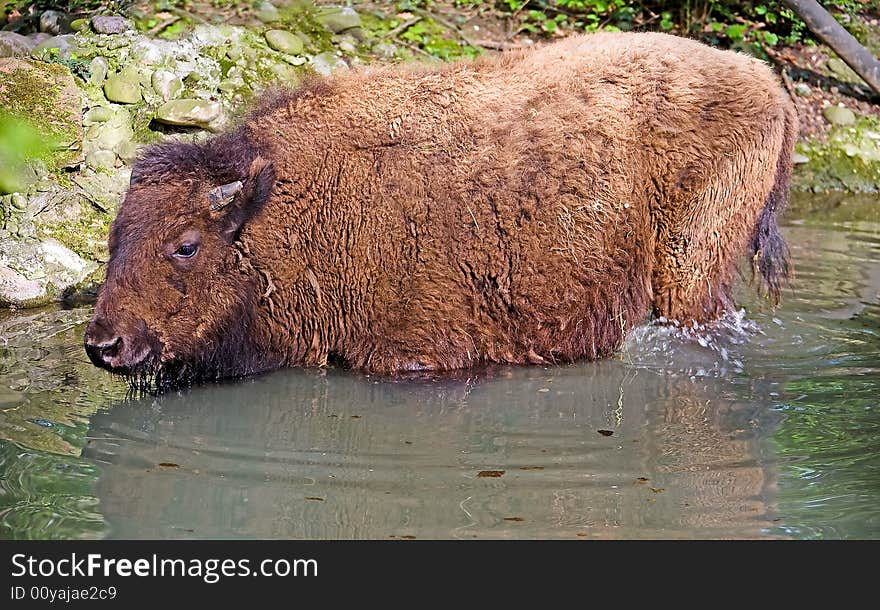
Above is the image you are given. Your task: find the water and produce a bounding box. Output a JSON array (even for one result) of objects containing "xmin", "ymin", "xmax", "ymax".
[{"xmin": 1, "ymin": 192, "xmax": 878, "ymax": 539}]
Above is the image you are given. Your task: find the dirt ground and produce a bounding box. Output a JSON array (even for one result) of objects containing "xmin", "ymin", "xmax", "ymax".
[{"xmin": 353, "ymin": 0, "xmax": 880, "ymax": 142}]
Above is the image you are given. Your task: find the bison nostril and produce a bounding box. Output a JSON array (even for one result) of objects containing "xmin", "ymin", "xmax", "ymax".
[
  {"xmin": 97, "ymin": 336, "xmax": 123, "ymax": 357},
  {"xmin": 84, "ymin": 334, "xmax": 123, "ymax": 366}
]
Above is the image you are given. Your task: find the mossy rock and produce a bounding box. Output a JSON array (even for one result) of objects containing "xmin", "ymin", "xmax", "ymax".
[
  {"xmin": 793, "ymin": 117, "xmax": 880, "ymax": 193},
  {"xmin": 0, "ymin": 58, "xmax": 82, "ymax": 169}
]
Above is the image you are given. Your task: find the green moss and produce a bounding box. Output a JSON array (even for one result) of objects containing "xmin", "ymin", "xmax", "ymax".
[
  {"xmin": 359, "ymin": 11, "xmax": 393, "ymax": 37},
  {"xmin": 0, "ymin": 60, "xmax": 82, "ymax": 172},
  {"xmin": 362, "ymin": 13, "xmax": 480, "ymax": 61},
  {"xmin": 36, "ymin": 204, "xmax": 112, "ymax": 262},
  {"xmin": 158, "ymin": 19, "xmax": 191, "ymax": 41},
  {"xmin": 276, "ymin": 3, "xmax": 336, "ymax": 53},
  {"xmin": 793, "ymin": 117, "xmax": 880, "ymax": 193}
]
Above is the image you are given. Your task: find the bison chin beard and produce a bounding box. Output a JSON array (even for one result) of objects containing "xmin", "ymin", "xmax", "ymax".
[{"xmin": 130, "ymin": 305, "xmax": 275, "ymax": 394}]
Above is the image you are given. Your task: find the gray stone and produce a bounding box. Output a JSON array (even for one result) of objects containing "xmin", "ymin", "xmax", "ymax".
[
  {"xmin": 0, "ymin": 32, "xmax": 33, "ymax": 57},
  {"xmin": 294, "ymin": 30, "xmax": 314, "ymax": 47},
  {"xmin": 334, "ymin": 34, "xmax": 358, "ymax": 54},
  {"xmin": 826, "ymin": 57, "xmax": 864, "ymax": 85},
  {"xmin": 83, "ymin": 106, "xmax": 114, "ymax": 125},
  {"xmin": 131, "ymin": 39, "xmax": 164, "ymax": 65},
  {"xmin": 83, "ymin": 116, "xmax": 133, "ymax": 156},
  {"xmin": 31, "ymin": 35, "xmax": 76, "ymax": 60},
  {"xmin": 183, "ymin": 70, "xmax": 202, "ymax": 84},
  {"xmin": 372, "ymin": 41, "xmax": 398, "ymax": 60},
  {"xmin": 152, "ymin": 69, "xmax": 183, "ymax": 101},
  {"xmin": 267, "ymin": 61, "xmax": 300, "ymax": 83},
  {"xmin": 88, "ymin": 56, "xmax": 109, "ymax": 86},
  {"xmin": 794, "ymin": 82, "xmax": 811, "ymax": 97},
  {"xmin": 255, "ymin": 1, "xmax": 281, "ymax": 23},
  {"xmin": 0, "ymin": 266, "xmax": 43, "ymax": 307},
  {"xmin": 0, "ymin": 237, "xmax": 97, "ymax": 308},
  {"xmin": 218, "ymin": 78, "xmax": 245, "ymax": 93},
  {"xmin": 86, "ymin": 149, "xmax": 117, "ymax": 170},
  {"xmin": 155, "ymin": 99, "xmax": 222, "ymax": 128},
  {"xmin": 39, "ymin": 10, "xmax": 66, "ymax": 35},
  {"xmin": 823, "ymin": 104, "xmax": 856, "ymax": 126},
  {"xmin": 116, "ymin": 140, "xmax": 140, "ymax": 164},
  {"xmin": 265, "ymin": 30, "xmax": 304, "ymax": 55},
  {"xmin": 28, "ymin": 33, "xmax": 51, "ymax": 46},
  {"xmin": 10, "ymin": 192, "xmax": 27, "ymax": 210},
  {"xmin": 91, "ymin": 15, "xmax": 131, "ymax": 35},
  {"xmin": 318, "ymin": 7, "xmax": 362, "ymax": 33},
  {"xmin": 309, "ymin": 51, "xmax": 347, "ymax": 77},
  {"xmin": 104, "ymin": 70, "xmax": 142, "ymax": 104}
]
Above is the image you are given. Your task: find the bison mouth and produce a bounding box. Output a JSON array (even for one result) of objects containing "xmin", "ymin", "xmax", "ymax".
[
  {"xmin": 122, "ymin": 357, "xmax": 183, "ymax": 394},
  {"xmin": 83, "ymin": 324, "xmax": 183, "ymax": 393},
  {"xmin": 85, "ymin": 314, "xmax": 270, "ymax": 393},
  {"xmin": 90, "ymin": 349, "xmax": 179, "ymax": 394}
]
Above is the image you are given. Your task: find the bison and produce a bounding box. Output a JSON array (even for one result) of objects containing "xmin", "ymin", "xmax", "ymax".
[{"xmin": 84, "ymin": 32, "xmax": 797, "ymax": 387}]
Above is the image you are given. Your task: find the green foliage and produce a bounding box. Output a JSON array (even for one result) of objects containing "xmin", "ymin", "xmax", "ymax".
[
  {"xmin": 3, "ymin": 1, "xmax": 132, "ymax": 14},
  {"xmin": 454, "ymin": 1, "xmax": 874, "ymax": 52},
  {"xmin": 34, "ymin": 47, "xmax": 91, "ymax": 80},
  {"xmin": 399, "ymin": 17, "xmax": 481, "ymax": 60},
  {"xmin": 0, "ymin": 112, "xmax": 52, "ymax": 195}
]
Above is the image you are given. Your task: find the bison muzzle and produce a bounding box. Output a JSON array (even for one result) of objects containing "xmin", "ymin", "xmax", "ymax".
[{"xmin": 84, "ymin": 32, "xmax": 797, "ymax": 388}]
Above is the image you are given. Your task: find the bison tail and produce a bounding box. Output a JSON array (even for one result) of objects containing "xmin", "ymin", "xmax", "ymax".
[{"xmin": 750, "ymin": 102, "xmax": 797, "ymax": 303}]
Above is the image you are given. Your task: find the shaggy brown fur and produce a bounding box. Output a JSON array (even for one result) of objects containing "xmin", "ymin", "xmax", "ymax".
[{"xmin": 84, "ymin": 32, "xmax": 797, "ymax": 385}]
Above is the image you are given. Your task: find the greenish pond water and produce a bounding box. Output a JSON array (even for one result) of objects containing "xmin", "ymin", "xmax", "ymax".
[{"xmin": 1, "ymin": 193, "xmax": 878, "ymax": 539}]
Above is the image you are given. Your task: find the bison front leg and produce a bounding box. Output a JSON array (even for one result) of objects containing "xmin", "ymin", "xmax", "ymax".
[
  {"xmin": 363, "ymin": 342, "xmax": 441, "ymax": 375},
  {"xmin": 347, "ymin": 333, "xmax": 480, "ymax": 375}
]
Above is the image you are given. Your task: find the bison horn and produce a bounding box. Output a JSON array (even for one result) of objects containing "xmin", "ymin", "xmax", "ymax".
[{"xmin": 208, "ymin": 181, "xmax": 244, "ymax": 211}]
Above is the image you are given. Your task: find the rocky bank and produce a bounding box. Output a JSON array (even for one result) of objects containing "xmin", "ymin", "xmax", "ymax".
[{"xmin": 1, "ymin": 1, "xmax": 879, "ymax": 308}]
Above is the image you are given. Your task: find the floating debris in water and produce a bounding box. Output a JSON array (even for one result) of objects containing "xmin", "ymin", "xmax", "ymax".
[
  {"xmin": 476, "ymin": 470, "xmax": 505, "ymax": 478},
  {"xmin": 29, "ymin": 418, "xmax": 55, "ymax": 428},
  {"xmin": 597, "ymin": 429, "xmax": 614, "ymax": 436}
]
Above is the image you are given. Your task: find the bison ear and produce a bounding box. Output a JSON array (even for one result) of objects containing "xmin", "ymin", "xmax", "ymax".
[{"xmin": 212, "ymin": 156, "xmax": 275, "ymax": 242}]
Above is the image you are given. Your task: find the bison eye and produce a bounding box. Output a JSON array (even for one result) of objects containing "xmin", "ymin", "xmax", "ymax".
[{"xmin": 173, "ymin": 243, "xmax": 198, "ymax": 259}]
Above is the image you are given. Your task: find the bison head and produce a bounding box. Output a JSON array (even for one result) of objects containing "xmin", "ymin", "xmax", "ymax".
[{"xmin": 84, "ymin": 137, "xmax": 276, "ymax": 389}]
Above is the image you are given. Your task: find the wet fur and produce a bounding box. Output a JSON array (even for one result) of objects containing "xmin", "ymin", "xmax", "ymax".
[{"xmin": 93, "ymin": 32, "xmax": 797, "ymax": 381}]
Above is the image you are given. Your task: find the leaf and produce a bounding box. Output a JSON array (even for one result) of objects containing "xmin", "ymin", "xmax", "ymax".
[{"xmin": 725, "ymin": 24, "xmax": 748, "ymax": 41}]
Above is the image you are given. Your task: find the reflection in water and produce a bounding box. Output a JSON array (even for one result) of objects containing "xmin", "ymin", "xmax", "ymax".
[
  {"xmin": 1, "ymin": 192, "xmax": 878, "ymax": 539},
  {"xmin": 85, "ymin": 362, "xmax": 780, "ymax": 539}
]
